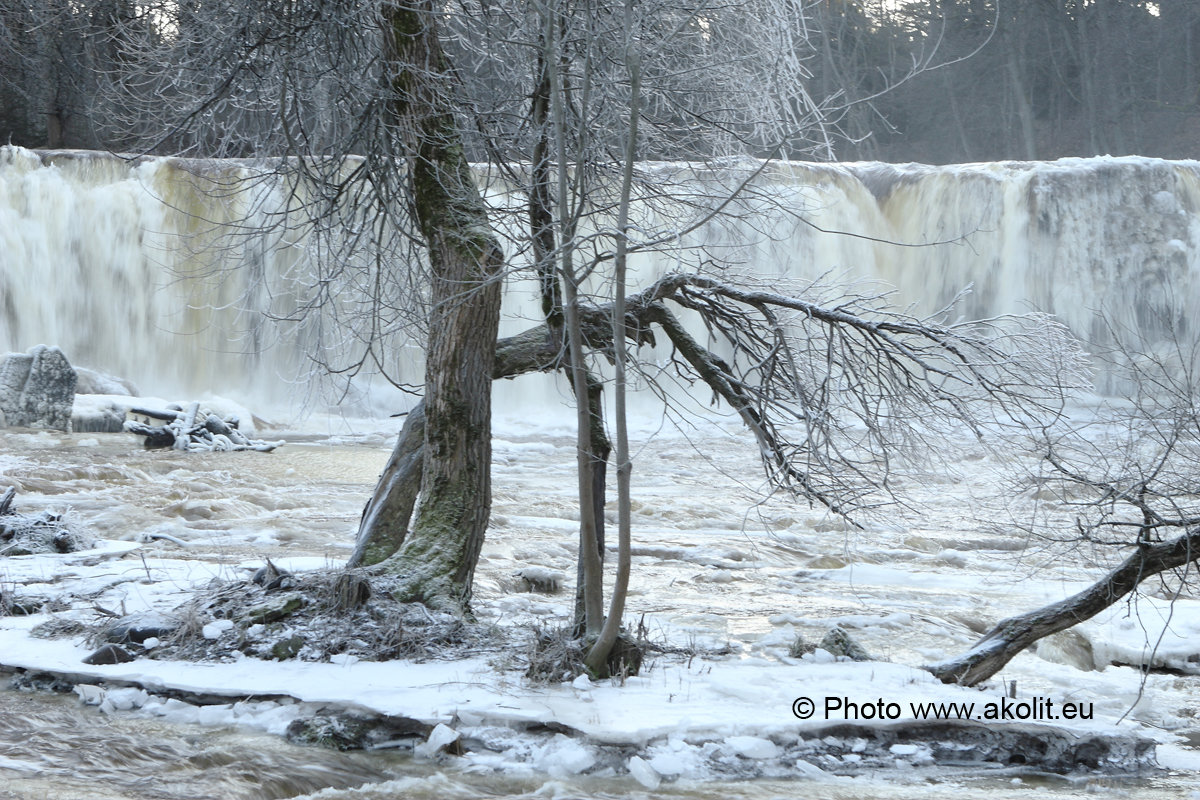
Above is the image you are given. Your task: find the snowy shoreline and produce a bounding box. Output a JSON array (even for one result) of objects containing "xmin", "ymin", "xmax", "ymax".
[{"xmin": 0, "ymin": 539, "xmax": 1171, "ymax": 786}]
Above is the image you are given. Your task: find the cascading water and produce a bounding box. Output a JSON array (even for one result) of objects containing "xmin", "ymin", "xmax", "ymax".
[{"xmin": 3, "ymin": 146, "xmax": 1199, "ymax": 407}]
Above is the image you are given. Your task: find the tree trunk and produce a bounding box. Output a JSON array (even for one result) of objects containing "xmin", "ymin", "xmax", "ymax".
[
  {"xmin": 527, "ymin": 36, "xmax": 610, "ymax": 636},
  {"xmin": 375, "ymin": 0, "xmax": 504, "ymax": 612},
  {"xmin": 926, "ymin": 528, "xmax": 1200, "ymax": 686},
  {"xmin": 349, "ymin": 403, "xmax": 425, "ymax": 568},
  {"xmin": 350, "ymin": 322, "xmax": 575, "ymax": 569},
  {"xmin": 585, "ymin": 0, "xmax": 640, "ymax": 675}
]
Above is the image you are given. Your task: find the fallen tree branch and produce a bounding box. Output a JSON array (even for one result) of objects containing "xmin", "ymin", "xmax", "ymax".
[{"xmin": 926, "ymin": 527, "xmax": 1200, "ymax": 686}]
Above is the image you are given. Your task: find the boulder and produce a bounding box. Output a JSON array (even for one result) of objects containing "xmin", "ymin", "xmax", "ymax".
[
  {"xmin": 104, "ymin": 611, "xmax": 180, "ymax": 645},
  {"xmin": 0, "ymin": 345, "xmax": 77, "ymax": 431},
  {"xmin": 74, "ymin": 366, "xmax": 138, "ymax": 397},
  {"xmin": 818, "ymin": 626, "xmax": 873, "ymax": 662}
]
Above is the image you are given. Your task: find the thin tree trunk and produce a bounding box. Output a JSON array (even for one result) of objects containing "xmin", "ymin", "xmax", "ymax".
[
  {"xmin": 375, "ymin": 0, "xmax": 504, "ymax": 612},
  {"xmin": 927, "ymin": 528, "xmax": 1200, "ymax": 686},
  {"xmin": 529, "ymin": 32, "xmax": 609, "ymax": 635},
  {"xmin": 585, "ymin": 0, "xmax": 639, "ymax": 675},
  {"xmin": 544, "ymin": 5, "xmax": 605, "ymax": 638}
]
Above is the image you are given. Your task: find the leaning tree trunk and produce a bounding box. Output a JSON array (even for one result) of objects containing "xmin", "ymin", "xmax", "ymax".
[
  {"xmin": 926, "ymin": 528, "xmax": 1200, "ymax": 686},
  {"xmin": 348, "ymin": 403, "xmax": 425, "ymax": 569},
  {"xmin": 374, "ymin": 0, "xmax": 503, "ymax": 611}
]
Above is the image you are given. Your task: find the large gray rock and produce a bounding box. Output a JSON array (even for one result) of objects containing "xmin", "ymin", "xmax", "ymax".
[
  {"xmin": 0, "ymin": 345, "xmax": 77, "ymax": 431},
  {"xmin": 74, "ymin": 366, "xmax": 138, "ymax": 397}
]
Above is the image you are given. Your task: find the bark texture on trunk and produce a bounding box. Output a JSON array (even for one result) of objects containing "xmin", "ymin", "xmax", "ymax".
[
  {"xmin": 351, "ymin": 323, "xmax": 570, "ymax": 567},
  {"xmin": 376, "ymin": 0, "xmax": 504, "ymax": 611},
  {"xmin": 348, "ymin": 403, "xmax": 425, "ymax": 569},
  {"xmin": 927, "ymin": 528, "xmax": 1200, "ymax": 686}
]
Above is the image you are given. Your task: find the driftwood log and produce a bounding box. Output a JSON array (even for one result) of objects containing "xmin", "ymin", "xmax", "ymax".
[
  {"xmin": 926, "ymin": 528, "xmax": 1200, "ymax": 686},
  {"xmin": 123, "ymin": 402, "xmax": 283, "ymax": 452}
]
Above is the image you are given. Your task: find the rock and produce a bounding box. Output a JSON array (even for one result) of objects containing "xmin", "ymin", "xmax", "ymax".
[
  {"xmin": 72, "ymin": 395, "xmax": 135, "ymax": 433},
  {"xmin": 819, "ymin": 626, "xmax": 873, "ymax": 662},
  {"xmin": 0, "ymin": 345, "xmax": 77, "ymax": 431},
  {"xmin": 74, "ymin": 367, "xmax": 138, "ymax": 397},
  {"xmin": 788, "ymin": 633, "xmax": 816, "ymax": 658},
  {"xmin": 83, "ymin": 644, "xmax": 136, "ymax": 665},
  {"xmin": 245, "ymin": 594, "xmax": 306, "ymax": 625},
  {"xmin": 1, "ymin": 504, "xmax": 95, "ymax": 557},
  {"xmin": 252, "ymin": 558, "xmax": 294, "ymax": 590},
  {"xmin": 104, "ymin": 612, "xmax": 179, "ymax": 645},
  {"xmin": 271, "ymin": 634, "xmax": 305, "ymax": 660},
  {"xmin": 1036, "ymin": 629, "xmax": 1098, "ymax": 672},
  {"xmin": 286, "ymin": 709, "xmax": 432, "ymax": 751}
]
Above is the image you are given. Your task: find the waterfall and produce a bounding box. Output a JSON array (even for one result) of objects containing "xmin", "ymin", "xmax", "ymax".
[{"xmin": 3, "ymin": 146, "xmax": 1198, "ymax": 410}]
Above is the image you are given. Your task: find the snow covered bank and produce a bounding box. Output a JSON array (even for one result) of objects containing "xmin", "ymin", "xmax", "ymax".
[{"xmin": 0, "ymin": 539, "xmax": 1169, "ymax": 785}]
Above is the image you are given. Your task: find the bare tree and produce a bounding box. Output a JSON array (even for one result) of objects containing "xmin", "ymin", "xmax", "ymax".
[
  {"xmin": 92, "ymin": 0, "xmax": 1085, "ymax": 682},
  {"xmin": 929, "ymin": 317, "xmax": 1200, "ymax": 685}
]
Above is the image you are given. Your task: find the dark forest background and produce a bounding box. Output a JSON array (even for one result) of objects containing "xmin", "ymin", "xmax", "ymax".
[{"xmin": 3, "ymin": 0, "xmax": 1197, "ymax": 164}]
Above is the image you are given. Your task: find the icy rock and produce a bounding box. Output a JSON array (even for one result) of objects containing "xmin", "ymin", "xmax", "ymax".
[
  {"xmin": 270, "ymin": 634, "xmax": 305, "ymax": 660},
  {"xmin": 1035, "ymin": 629, "xmax": 1097, "ymax": 672},
  {"xmin": 627, "ymin": 756, "xmax": 661, "ymax": 789},
  {"xmin": 724, "ymin": 735, "xmax": 780, "ymax": 759},
  {"xmin": 818, "ymin": 626, "xmax": 872, "ymax": 662},
  {"xmin": 0, "ymin": 345, "xmax": 76, "ymax": 431},
  {"xmin": 245, "ymin": 593, "xmax": 305, "ymax": 624},
  {"xmin": 0, "ymin": 505, "xmax": 95, "ymax": 556},
  {"xmin": 72, "ymin": 395, "xmax": 133, "ymax": 433},
  {"xmin": 286, "ymin": 710, "xmax": 431, "ymax": 751},
  {"xmin": 571, "ymin": 674, "xmax": 593, "ymax": 691},
  {"xmin": 74, "ymin": 367, "xmax": 138, "ymax": 397},
  {"xmin": 104, "ymin": 611, "xmax": 178, "ymax": 645}
]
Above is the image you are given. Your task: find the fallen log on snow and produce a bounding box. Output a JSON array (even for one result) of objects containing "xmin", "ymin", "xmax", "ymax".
[
  {"xmin": 123, "ymin": 401, "xmax": 283, "ymax": 452},
  {"xmin": 925, "ymin": 527, "xmax": 1200, "ymax": 686}
]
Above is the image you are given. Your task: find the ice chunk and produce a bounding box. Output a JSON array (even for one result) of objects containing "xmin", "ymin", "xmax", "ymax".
[
  {"xmin": 202, "ymin": 619, "xmax": 234, "ymax": 639},
  {"xmin": 534, "ymin": 734, "xmax": 596, "ymax": 776},
  {"xmin": 724, "ymin": 735, "xmax": 780, "ymax": 759},
  {"xmin": 627, "ymin": 756, "xmax": 661, "ymax": 789},
  {"xmin": 103, "ymin": 687, "xmax": 149, "ymax": 711},
  {"xmin": 415, "ymin": 723, "xmax": 460, "ymax": 758}
]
